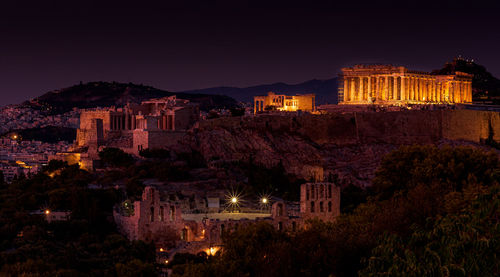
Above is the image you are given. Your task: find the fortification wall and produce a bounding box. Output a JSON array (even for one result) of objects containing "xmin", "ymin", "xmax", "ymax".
[
  {"xmin": 441, "ymin": 110, "xmax": 500, "ymax": 142},
  {"xmin": 199, "ymin": 110, "xmax": 500, "ymax": 146}
]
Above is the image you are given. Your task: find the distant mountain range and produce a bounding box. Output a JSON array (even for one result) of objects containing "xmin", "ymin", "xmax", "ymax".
[{"xmin": 176, "ymin": 78, "xmax": 339, "ymax": 105}]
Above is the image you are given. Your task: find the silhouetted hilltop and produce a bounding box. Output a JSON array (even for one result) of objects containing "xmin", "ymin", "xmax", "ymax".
[
  {"xmin": 432, "ymin": 57, "xmax": 500, "ymax": 102},
  {"xmin": 26, "ymin": 81, "xmax": 239, "ymax": 114},
  {"xmin": 177, "ymin": 78, "xmax": 338, "ymax": 104}
]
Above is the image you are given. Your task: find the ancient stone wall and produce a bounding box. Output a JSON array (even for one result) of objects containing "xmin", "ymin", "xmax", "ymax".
[
  {"xmin": 300, "ymin": 183, "xmax": 340, "ymax": 222},
  {"xmin": 199, "ymin": 110, "xmax": 500, "ymax": 146}
]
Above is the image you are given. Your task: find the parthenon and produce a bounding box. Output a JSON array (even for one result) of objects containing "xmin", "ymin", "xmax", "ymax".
[{"xmin": 339, "ymin": 65, "xmax": 473, "ymax": 105}]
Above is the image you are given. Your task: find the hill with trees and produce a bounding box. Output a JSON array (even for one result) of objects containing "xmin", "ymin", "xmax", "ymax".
[
  {"xmin": 432, "ymin": 57, "xmax": 500, "ymax": 103},
  {"xmin": 26, "ymin": 81, "xmax": 239, "ymax": 114}
]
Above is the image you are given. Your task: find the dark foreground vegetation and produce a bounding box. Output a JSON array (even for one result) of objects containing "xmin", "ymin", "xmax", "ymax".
[
  {"xmin": 171, "ymin": 145, "xmax": 500, "ymax": 277},
  {"xmin": 0, "ymin": 161, "xmax": 156, "ymax": 276},
  {"xmin": 0, "ymin": 145, "xmax": 499, "ymax": 276}
]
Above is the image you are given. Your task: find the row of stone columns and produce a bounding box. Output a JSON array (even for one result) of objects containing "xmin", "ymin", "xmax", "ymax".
[
  {"xmin": 111, "ymin": 114, "xmax": 137, "ymax": 130},
  {"xmin": 343, "ymin": 76, "xmax": 472, "ymax": 104},
  {"xmin": 158, "ymin": 115, "xmax": 175, "ymax": 130}
]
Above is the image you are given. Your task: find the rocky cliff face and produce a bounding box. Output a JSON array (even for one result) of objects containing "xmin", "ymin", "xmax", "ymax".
[{"xmin": 185, "ymin": 110, "xmax": 500, "ymax": 188}]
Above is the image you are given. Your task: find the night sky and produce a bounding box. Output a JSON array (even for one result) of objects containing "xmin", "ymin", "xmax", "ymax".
[{"xmin": 1, "ymin": 0, "xmax": 499, "ymax": 106}]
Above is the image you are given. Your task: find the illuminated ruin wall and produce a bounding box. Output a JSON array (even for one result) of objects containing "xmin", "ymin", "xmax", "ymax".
[
  {"xmin": 254, "ymin": 92, "xmax": 316, "ymax": 113},
  {"xmin": 300, "ymin": 183, "xmax": 340, "ymax": 223},
  {"xmin": 339, "ymin": 65, "xmax": 473, "ymax": 105},
  {"xmin": 76, "ymin": 96, "xmax": 199, "ymax": 155}
]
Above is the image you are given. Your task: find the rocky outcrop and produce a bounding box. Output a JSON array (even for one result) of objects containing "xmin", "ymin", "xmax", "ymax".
[{"xmin": 185, "ymin": 110, "xmax": 500, "ymax": 188}]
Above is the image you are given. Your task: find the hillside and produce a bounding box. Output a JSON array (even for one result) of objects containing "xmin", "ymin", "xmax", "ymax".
[
  {"xmin": 187, "ymin": 110, "xmax": 500, "ymax": 188},
  {"xmin": 432, "ymin": 57, "xmax": 500, "ymax": 103},
  {"xmin": 177, "ymin": 78, "xmax": 338, "ymax": 104},
  {"xmin": 27, "ymin": 81, "xmax": 239, "ymax": 114}
]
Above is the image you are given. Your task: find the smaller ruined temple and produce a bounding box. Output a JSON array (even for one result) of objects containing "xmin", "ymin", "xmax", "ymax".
[
  {"xmin": 76, "ymin": 95, "xmax": 199, "ymax": 157},
  {"xmin": 254, "ymin": 92, "xmax": 316, "ymax": 114}
]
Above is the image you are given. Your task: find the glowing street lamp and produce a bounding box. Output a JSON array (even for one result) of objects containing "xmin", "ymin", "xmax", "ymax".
[
  {"xmin": 225, "ymin": 188, "xmax": 244, "ymax": 212},
  {"xmin": 261, "ymin": 197, "xmax": 268, "ymax": 204},
  {"xmin": 44, "ymin": 209, "xmax": 50, "ymax": 215}
]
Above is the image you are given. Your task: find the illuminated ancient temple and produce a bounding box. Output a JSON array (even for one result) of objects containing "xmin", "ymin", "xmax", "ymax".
[
  {"xmin": 338, "ymin": 65, "xmax": 473, "ymax": 105},
  {"xmin": 254, "ymin": 92, "xmax": 316, "ymax": 114}
]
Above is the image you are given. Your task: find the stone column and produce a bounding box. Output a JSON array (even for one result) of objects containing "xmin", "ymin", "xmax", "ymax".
[
  {"xmin": 449, "ymin": 82, "xmax": 454, "ymax": 103},
  {"xmin": 411, "ymin": 77, "xmax": 418, "ymax": 101},
  {"xmin": 424, "ymin": 79, "xmax": 428, "ymax": 101},
  {"xmin": 412, "ymin": 77, "xmax": 416, "ymax": 100},
  {"xmin": 384, "ymin": 76, "xmax": 389, "ymax": 101},
  {"xmin": 343, "ymin": 77, "xmax": 349, "ymax": 102},
  {"xmin": 408, "ymin": 77, "xmax": 413, "ymax": 100},
  {"xmin": 350, "ymin": 77, "xmax": 355, "ymax": 102},
  {"xmin": 401, "ymin": 76, "xmax": 406, "ymax": 101},
  {"xmin": 460, "ymin": 82, "xmax": 465, "ymax": 103},
  {"xmin": 431, "ymin": 80, "xmax": 435, "ymax": 102},
  {"xmin": 418, "ymin": 78, "xmax": 422, "ymax": 101},
  {"xmin": 359, "ymin": 77, "xmax": 365, "ymax": 101},
  {"xmin": 468, "ymin": 82, "xmax": 472, "ymax": 102},
  {"xmin": 367, "ymin": 77, "xmax": 372, "ymax": 99}
]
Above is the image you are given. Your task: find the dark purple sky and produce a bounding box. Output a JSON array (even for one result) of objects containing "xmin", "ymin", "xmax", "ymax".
[{"xmin": 1, "ymin": 0, "xmax": 499, "ymax": 106}]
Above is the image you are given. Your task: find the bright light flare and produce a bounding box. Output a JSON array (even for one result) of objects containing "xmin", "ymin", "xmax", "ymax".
[
  {"xmin": 258, "ymin": 193, "xmax": 272, "ymax": 209},
  {"xmin": 225, "ymin": 188, "xmax": 244, "ymax": 212},
  {"xmin": 44, "ymin": 209, "xmax": 50, "ymax": 215}
]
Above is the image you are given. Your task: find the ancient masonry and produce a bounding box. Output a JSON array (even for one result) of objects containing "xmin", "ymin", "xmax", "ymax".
[
  {"xmin": 254, "ymin": 92, "xmax": 316, "ymax": 114},
  {"xmin": 339, "ymin": 65, "xmax": 473, "ymax": 105},
  {"xmin": 113, "ymin": 182, "xmax": 340, "ymax": 255},
  {"xmin": 75, "ymin": 95, "xmax": 199, "ymax": 159}
]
